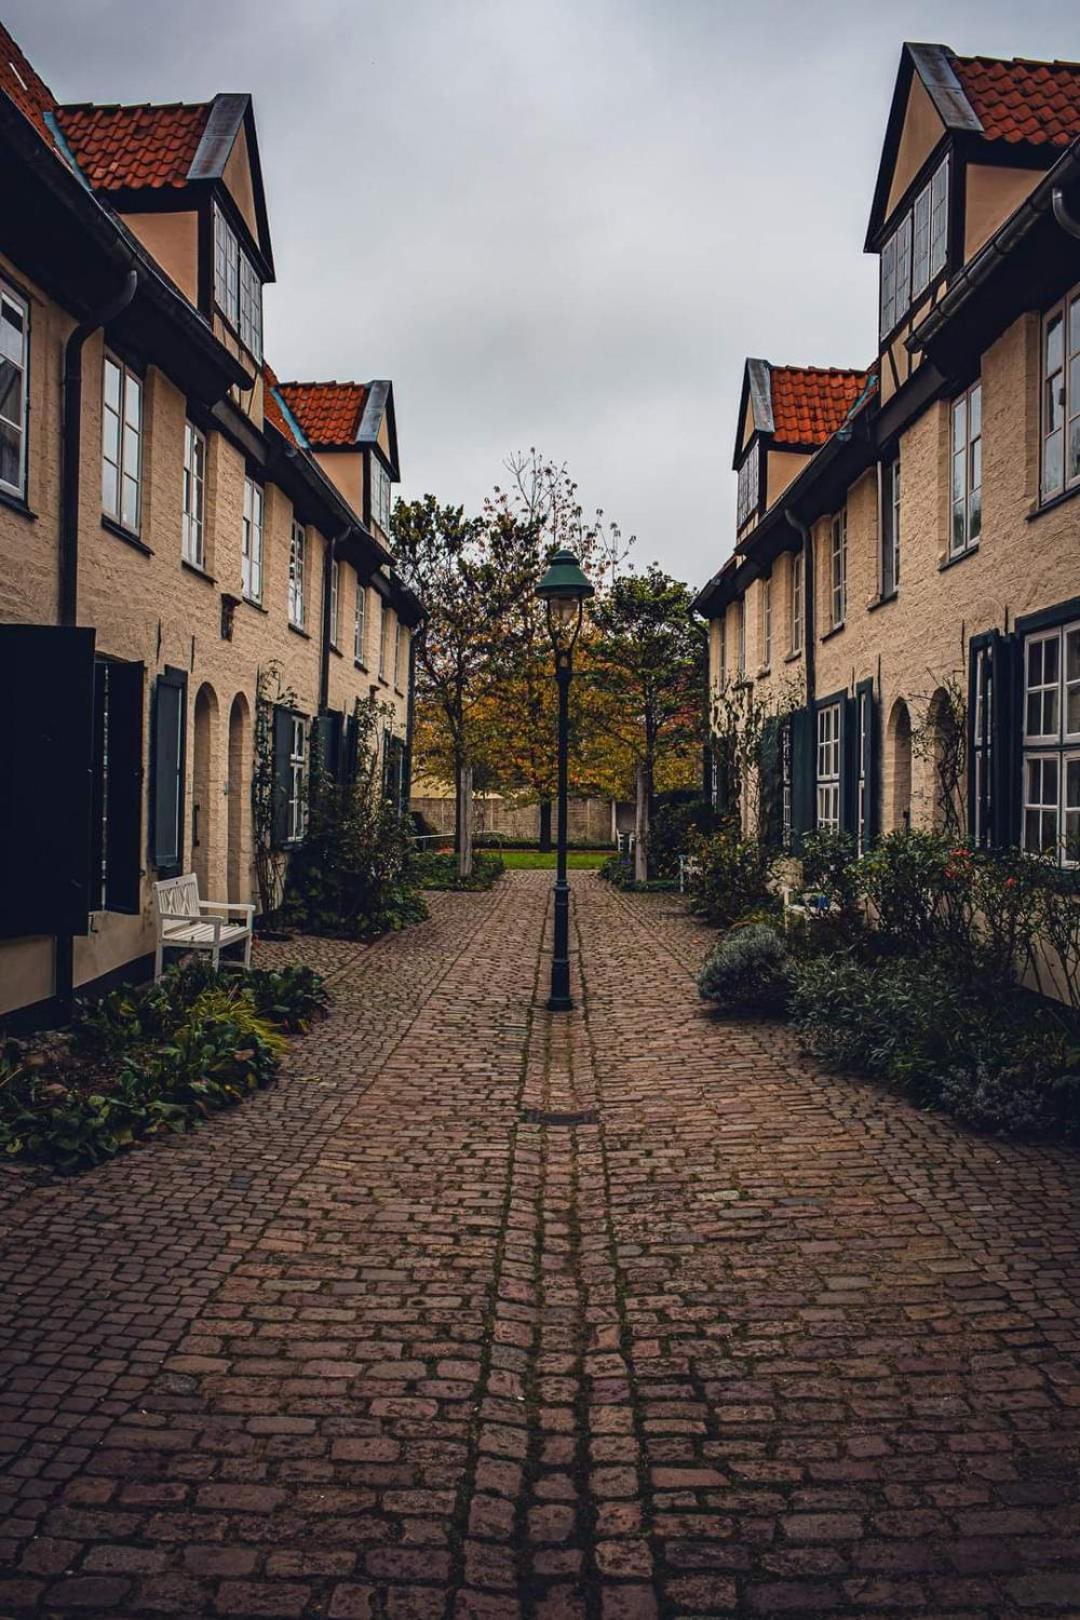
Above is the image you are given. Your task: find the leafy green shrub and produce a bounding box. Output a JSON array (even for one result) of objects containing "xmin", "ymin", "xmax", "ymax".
[
  {"xmin": 799, "ymin": 829, "xmax": 860, "ymax": 913},
  {"xmin": 689, "ymin": 826, "xmax": 774, "ymax": 929},
  {"xmin": 697, "ymin": 923, "xmax": 792, "ymax": 1016},
  {"xmin": 599, "ymin": 855, "xmax": 631, "ymax": 887},
  {"xmin": 939, "ymin": 1036, "xmax": 1080, "ymax": 1142},
  {"xmin": 649, "ymin": 797, "xmax": 716, "ymax": 880},
  {"xmin": 415, "ymin": 852, "xmax": 505, "ymax": 891},
  {"xmin": 245, "ymin": 963, "xmax": 331, "ymax": 1031}
]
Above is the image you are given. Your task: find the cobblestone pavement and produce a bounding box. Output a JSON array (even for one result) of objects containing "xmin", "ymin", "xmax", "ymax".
[{"xmin": 1, "ymin": 873, "xmax": 1079, "ymax": 1618}]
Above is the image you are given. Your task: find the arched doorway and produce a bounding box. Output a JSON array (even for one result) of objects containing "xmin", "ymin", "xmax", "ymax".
[
  {"xmin": 227, "ymin": 692, "xmax": 251, "ymax": 904},
  {"xmin": 887, "ymin": 698, "xmax": 912, "ymax": 831},
  {"xmin": 192, "ymin": 683, "xmax": 219, "ymax": 897}
]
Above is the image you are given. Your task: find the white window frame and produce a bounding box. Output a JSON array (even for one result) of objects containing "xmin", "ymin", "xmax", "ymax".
[
  {"xmin": 379, "ymin": 597, "xmax": 390, "ymax": 681},
  {"xmin": 880, "ymin": 454, "xmax": 900, "ymax": 597},
  {"xmin": 242, "ymin": 477, "xmax": 263, "ymax": 603},
  {"xmin": 371, "ymin": 456, "xmax": 392, "ymax": 533},
  {"xmin": 213, "ymin": 202, "xmax": 262, "ymax": 361},
  {"xmin": 1041, "ymin": 284, "xmax": 1080, "ymax": 501},
  {"xmin": 328, "ymin": 557, "xmax": 340, "ymax": 648},
  {"xmin": 1022, "ymin": 621, "xmax": 1080, "ymax": 865},
  {"xmin": 288, "ymin": 520, "xmax": 306, "ymax": 629},
  {"xmin": 736, "ymin": 598, "xmax": 745, "ymax": 678},
  {"xmin": 354, "ymin": 581, "xmax": 367, "ymax": 664},
  {"xmin": 761, "ymin": 576, "xmax": 772, "ymax": 669},
  {"xmin": 736, "ymin": 438, "xmax": 760, "ymax": 530},
  {"xmin": 287, "ymin": 715, "xmax": 307, "ymax": 844},
  {"xmin": 182, "ymin": 422, "xmax": 206, "ymax": 568},
  {"xmin": 102, "ymin": 354, "xmax": 142, "ymax": 533},
  {"xmin": 0, "ymin": 280, "xmax": 29, "ymax": 499},
  {"xmin": 393, "ymin": 619, "xmax": 403, "ymax": 690},
  {"xmin": 880, "ymin": 155, "xmax": 949, "ymax": 339},
  {"xmin": 716, "ymin": 613, "xmax": 727, "ymax": 686},
  {"xmin": 829, "ymin": 510, "xmax": 846, "ymax": 628},
  {"xmin": 816, "ymin": 701, "xmax": 841, "ymax": 832},
  {"xmin": 790, "ymin": 553, "xmax": 803, "ymax": 655},
  {"xmin": 950, "ymin": 381, "xmax": 982, "ymax": 558},
  {"xmin": 856, "ymin": 689, "xmax": 869, "ymax": 856}
]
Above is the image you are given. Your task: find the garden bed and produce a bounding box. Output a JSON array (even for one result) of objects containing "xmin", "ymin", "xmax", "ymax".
[{"xmin": 0, "ymin": 959, "xmax": 329, "ymax": 1172}]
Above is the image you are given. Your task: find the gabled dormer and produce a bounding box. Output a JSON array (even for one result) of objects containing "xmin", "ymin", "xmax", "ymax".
[
  {"xmin": 52, "ymin": 93, "xmax": 274, "ymax": 420},
  {"xmin": 733, "ymin": 359, "xmax": 870, "ymax": 538},
  {"xmin": 274, "ymin": 379, "xmax": 400, "ymax": 541},
  {"xmin": 867, "ymin": 43, "xmax": 1080, "ymax": 403}
]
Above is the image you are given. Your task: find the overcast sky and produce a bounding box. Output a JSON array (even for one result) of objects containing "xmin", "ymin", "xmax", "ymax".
[{"xmin": 10, "ymin": 0, "xmax": 1079, "ymax": 586}]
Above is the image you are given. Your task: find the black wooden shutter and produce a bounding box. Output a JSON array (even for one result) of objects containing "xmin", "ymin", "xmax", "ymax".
[
  {"xmin": 272, "ymin": 705, "xmax": 293, "ymax": 847},
  {"xmin": 105, "ymin": 661, "xmax": 144, "ymax": 912},
  {"xmin": 149, "ymin": 667, "xmax": 187, "ymax": 875},
  {"xmin": 758, "ymin": 717, "xmax": 783, "ymax": 848},
  {"xmin": 343, "ymin": 712, "xmax": 359, "ymax": 783},
  {"xmin": 314, "ymin": 710, "xmax": 344, "ymax": 783},
  {"xmin": 790, "ymin": 706, "xmax": 814, "ymax": 852},
  {"xmin": 840, "ymin": 695, "xmax": 858, "ymax": 836},
  {"xmin": 855, "ymin": 678, "xmax": 878, "ymax": 849},
  {"xmin": 0, "ymin": 625, "xmax": 96, "ymax": 938},
  {"xmin": 991, "ymin": 633, "xmax": 1022, "ymax": 848}
]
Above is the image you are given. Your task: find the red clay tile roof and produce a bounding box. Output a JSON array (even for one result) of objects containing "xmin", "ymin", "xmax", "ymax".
[
  {"xmin": 0, "ymin": 22, "xmax": 56, "ymax": 140},
  {"xmin": 952, "ymin": 55, "xmax": 1080, "ymax": 147},
  {"xmin": 55, "ymin": 101, "xmax": 210, "ymax": 190},
  {"xmin": 276, "ymin": 381, "xmax": 368, "ymax": 447},
  {"xmin": 262, "ymin": 364, "xmax": 295, "ymax": 441},
  {"xmin": 769, "ymin": 366, "xmax": 870, "ymax": 446}
]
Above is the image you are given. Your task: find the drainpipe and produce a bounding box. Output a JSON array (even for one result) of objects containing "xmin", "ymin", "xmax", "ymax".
[
  {"xmin": 319, "ymin": 526, "xmax": 353, "ymax": 712},
  {"xmin": 1052, "ymin": 186, "xmax": 1080, "ymax": 238},
  {"xmin": 60, "ymin": 268, "xmax": 138, "ymax": 626},
  {"xmin": 56, "ymin": 266, "xmax": 138, "ymax": 1022}
]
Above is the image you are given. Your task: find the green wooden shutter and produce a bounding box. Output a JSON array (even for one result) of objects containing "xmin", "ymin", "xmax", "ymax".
[
  {"xmin": 149, "ymin": 667, "xmax": 187, "ymax": 875},
  {"xmin": 271, "ymin": 705, "xmax": 293, "ymax": 848},
  {"xmin": 840, "ymin": 695, "xmax": 858, "ymax": 836},
  {"xmin": 992, "ymin": 633, "xmax": 1022, "ymax": 848},
  {"xmin": 0, "ymin": 625, "xmax": 96, "ymax": 938},
  {"xmin": 105, "ymin": 661, "xmax": 144, "ymax": 912},
  {"xmin": 314, "ymin": 711, "xmax": 344, "ymax": 783},
  {"xmin": 758, "ymin": 717, "xmax": 783, "ymax": 848},
  {"xmin": 790, "ymin": 706, "xmax": 814, "ymax": 853},
  {"xmin": 855, "ymin": 678, "xmax": 878, "ymax": 850}
]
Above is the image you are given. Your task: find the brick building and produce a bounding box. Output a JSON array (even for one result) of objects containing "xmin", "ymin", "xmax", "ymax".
[
  {"xmin": 0, "ymin": 23, "xmax": 422, "ymax": 1021},
  {"xmin": 696, "ymin": 44, "xmax": 1080, "ymax": 867}
]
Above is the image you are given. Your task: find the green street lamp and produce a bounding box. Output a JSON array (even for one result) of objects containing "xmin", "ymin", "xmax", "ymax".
[{"xmin": 535, "ymin": 548, "xmax": 594, "ymax": 1011}]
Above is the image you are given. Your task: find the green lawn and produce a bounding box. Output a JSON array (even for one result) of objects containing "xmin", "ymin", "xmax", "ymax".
[{"xmin": 499, "ymin": 850, "xmax": 612, "ymax": 870}]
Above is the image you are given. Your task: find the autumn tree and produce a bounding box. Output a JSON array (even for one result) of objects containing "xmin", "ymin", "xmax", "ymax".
[{"xmin": 585, "ymin": 567, "xmax": 707, "ymax": 880}]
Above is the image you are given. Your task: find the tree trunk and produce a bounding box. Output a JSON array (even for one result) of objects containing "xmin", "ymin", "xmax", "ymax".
[
  {"xmin": 456, "ymin": 761, "xmax": 474, "ymax": 879},
  {"xmin": 538, "ymin": 799, "xmax": 552, "ymax": 852},
  {"xmin": 634, "ymin": 762, "xmax": 648, "ymax": 884}
]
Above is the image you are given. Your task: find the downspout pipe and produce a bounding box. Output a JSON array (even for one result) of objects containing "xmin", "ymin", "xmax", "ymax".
[
  {"xmin": 1052, "ymin": 186, "xmax": 1080, "ymax": 239},
  {"xmin": 319, "ymin": 526, "xmax": 353, "ymax": 712},
  {"xmin": 60, "ymin": 267, "xmax": 138, "ymax": 626},
  {"xmin": 56, "ymin": 265, "xmax": 137, "ymax": 1025}
]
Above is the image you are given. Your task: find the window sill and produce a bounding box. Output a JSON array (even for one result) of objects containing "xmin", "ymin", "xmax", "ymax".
[
  {"xmin": 394, "ymin": 686, "xmax": 406, "ymax": 697},
  {"xmin": 755, "ymin": 665, "xmax": 772, "ymax": 681},
  {"xmin": 329, "ymin": 642, "xmax": 344, "ymax": 659},
  {"xmin": 0, "ymin": 487, "xmax": 37, "ymax": 521},
  {"xmin": 377, "ymin": 675, "xmax": 390, "ymax": 688},
  {"xmin": 938, "ymin": 544, "xmax": 979, "ymax": 573},
  {"xmin": 241, "ymin": 594, "xmax": 268, "ymax": 614},
  {"xmin": 821, "ymin": 621, "xmax": 845, "ymax": 644},
  {"xmin": 181, "ymin": 558, "xmax": 216, "ymax": 585},
  {"xmin": 102, "ymin": 514, "xmax": 152, "ymax": 556},
  {"xmin": 1027, "ymin": 482, "xmax": 1080, "ymax": 524},
  {"xmin": 288, "ymin": 620, "xmax": 311, "ymax": 639},
  {"xmin": 868, "ymin": 589, "xmax": 898, "ymax": 613},
  {"xmin": 354, "ymin": 659, "xmax": 369, "ymax": 673},
  {"xmin": 783, "ymin": 648, "xmax": 803, "ymax": 663}
]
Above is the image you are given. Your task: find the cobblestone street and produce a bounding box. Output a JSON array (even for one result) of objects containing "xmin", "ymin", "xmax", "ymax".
[{"xmin": 1, "ymin": 872, "xmax": 1079, "ymax": 1618}]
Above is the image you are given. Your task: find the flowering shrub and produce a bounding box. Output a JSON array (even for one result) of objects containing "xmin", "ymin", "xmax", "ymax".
[{"xmin": 697, "ymin": 923, "xmax": 792, "ymax": 1016}]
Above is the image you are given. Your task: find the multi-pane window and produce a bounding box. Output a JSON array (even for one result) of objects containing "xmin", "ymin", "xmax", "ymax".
[
  {"xmin": 379, "ymin": 598, "xmax": 390, "ymax": 680},
  {"xmin": 951, "ymin": 381, "xmax": 982, "ymax": 557},
  {"xmin": 761, "ymin": 576, "xmax": 772, "ymax": 669},
  {"xmin": 829, "ymin": 510, "xmax": 846, "ymax": 628},
  {"xmin": 328, "ymin": 557, "xmax": 340, "ymax": 647},
  {"xmin": 371, "ymin": 457, "xmax": 392, "ymax": 532},
  {"xmin": 790, "ymin": 553, "xmax": 803, "ymax": 654},
  {"xmin": 736, "ymin": 598, "xmax": 746, "ymax": 678},
  {"xmin": 354, "ymin": 581, "xmax": 367, "ymax": 663},
  {"xmin": 736, "ymin": 439, "xmax": 760, "ymax": 529},
  {"xmin": 213, "ymin": 203, "xmax": 262, "ymax": 360},
  {"xmin": 287, "ymin": 715, "xmax": 307, "ymax": 844},
  {"xmin": 1022, "ymin": 622, "xmax": 1080, "ymax": 865},
  {"xmin": 0, "ymin": 282, "xmax": 29, "ymax": 498},
  {"xmin": 242, "ymin": 477, "xmax": 263, "ymax": 602},
  {"xmin": 1041, "ymin": 286, "xmax": 1080, "ymax": 500},
  {"xmin": 816, "ymin": 702, "xmax": 841, "ymax": 831},
  {"xmin": 288, "ymin": 521, "xmax": 306, "ymax": 628},
  {"xmin": 393, "ymin": 619, "xmax": 403, "ymax": 688},
  {"xmin": 715, "ymin": 614, "xmax": 727, "ymax": 685},
  {"xmin": 182, "ymin": 422, "xmax": 206, "ymax": 567},
  {"xmin": 102, "ymin": 355, "xmax": 142, "ymax": 532},
  {"xmin": 880, "ymin": 156, "xmax": 949, "ymax": 338},
  {"xmin": 880, "ymin": 454, "xmax": 900, "ymax": 596}
]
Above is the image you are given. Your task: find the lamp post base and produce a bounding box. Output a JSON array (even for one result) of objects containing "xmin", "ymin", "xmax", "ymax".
[
  {"xmin": 548, "ymin": 878, "xmax": 573, "ymax": 1012},
  {"xmin": 547, "ymin": 993, "xmax": 574, "ymax": 1012}
]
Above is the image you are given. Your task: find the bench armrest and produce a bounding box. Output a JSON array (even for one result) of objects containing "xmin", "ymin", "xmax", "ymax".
[{"xmin": 199, "ymin": 901, "xmax": 255, "ymax": 923}]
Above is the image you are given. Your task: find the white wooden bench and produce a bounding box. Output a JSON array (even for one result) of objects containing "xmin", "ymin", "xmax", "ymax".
[
  {"xmin": 678, "ymin": 854, "xmax": 702, "ymax": 893},
  {"xmin": 153, "ymin": 875, "xmax": 254, "ymax": 979}
]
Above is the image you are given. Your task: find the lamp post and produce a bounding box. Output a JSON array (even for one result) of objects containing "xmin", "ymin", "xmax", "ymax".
[{"xmin": 535, "ymin": 548, "xmax": 594, "ymax": 1011}]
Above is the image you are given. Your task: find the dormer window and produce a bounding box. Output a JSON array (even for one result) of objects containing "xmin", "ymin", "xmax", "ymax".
[
  {"xmin": 736, "ymin": 439, "xmax": 760, "ymax": 529},
  {"xmin": 880, "ymin": 155, "xmax": 949, "ymax": 339},
  {"xmin": 371, "ymin": 456, "xmax": 392, "ymax": 533},
  {"xmin": 213, "ymin": 202, "xmax": 262, "ymax": 361}
]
